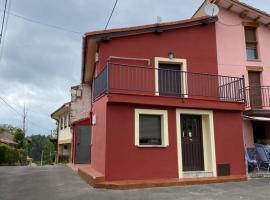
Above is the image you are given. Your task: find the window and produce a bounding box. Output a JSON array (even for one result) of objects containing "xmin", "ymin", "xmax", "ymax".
[
  {"xmin": 245, "ymin": 27, "xmax": 258, "ymax": 60},
  {"xmin": 64, "ymin": 115, "xmax": 67, "ymax": 128},
  {"xmin": 135, "ymin": 109, "xmax": 168, "ymax": 147},
  {"xmin": 139, "ymin": 115, "xmax": 161, "ymax": 145},
  {"xmin": 60, "ymin": 117, "xmax": 63, "ymax": 130}
]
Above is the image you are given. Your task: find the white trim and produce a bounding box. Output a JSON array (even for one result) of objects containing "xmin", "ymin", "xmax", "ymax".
[
  {"xmin": 154, "ymin": 57, "xmax": 188, "ymax": 97},
  {"xmin": 176, "ymin": 109, "xmax": 217, "ymax": 178},
  {"xmin": 135, "ymin": 109, "xmax": 169, "ymax": 147}
]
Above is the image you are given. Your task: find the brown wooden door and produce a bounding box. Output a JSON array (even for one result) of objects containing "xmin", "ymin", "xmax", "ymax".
[
  {"xmin": 181, "ymin": 115, "xmax": 204, "ymax": 171},
  {"xmin": 158, "ymin": 64, "xmax": 181, "ymax": 96},
  {"xmin": 248, "ymin": 72, "xmax": 262, "ymax": 108}
]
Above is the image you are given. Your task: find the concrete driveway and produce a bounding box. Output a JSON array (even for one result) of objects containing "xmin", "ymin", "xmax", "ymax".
[{"xmin": 0, "ymin": 165, "xmax": 270, "ymax": 200}]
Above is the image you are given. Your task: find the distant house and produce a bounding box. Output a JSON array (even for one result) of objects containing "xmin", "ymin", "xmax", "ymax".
[
  {"xmin": 51, "ymin": 102, "xmax": 72, "ymax": 163},
  {"xmin": 194, "ymin": 0, "xmax": 270, "ymax": 147},
  {"xmin": 51, "ymin": 84, "xmax": 92, "ymax": 164},
  {"xmin": 0, "ymin": 137, "xmax": 17, "ymax": 147}
]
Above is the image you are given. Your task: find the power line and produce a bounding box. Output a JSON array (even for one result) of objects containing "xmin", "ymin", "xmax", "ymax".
[
  {"xmin": 0, "ymin": 0, "xmax": 8, "ymax": 45},
  {"xmin": 0, "ymin": 96, "xmax": 46, "ymax": 131},
  {"xmin": 0, "ymin": 96, "xmax": 23, "ymax": 117},
  {"xmin": 104, "ymin": 0, "xmax": 119, "ymax": 30},
  {"xmin": 9, "ymin": 11, "xmax": 83, "ymax": 35}
]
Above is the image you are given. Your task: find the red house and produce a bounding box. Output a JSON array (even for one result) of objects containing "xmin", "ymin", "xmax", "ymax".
[{"xmin": 73, "ymin": 16, "xmax": 247, "ymax": 188}]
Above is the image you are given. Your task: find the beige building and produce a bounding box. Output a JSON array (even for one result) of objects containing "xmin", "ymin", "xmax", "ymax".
[{"xmin": 51, "ymin": 102, "xmax": 72, "ymax": 163}]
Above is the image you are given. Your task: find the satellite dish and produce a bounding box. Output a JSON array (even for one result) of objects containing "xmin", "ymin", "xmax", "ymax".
[{"xmin": 204, "ymin": 3, "xmax": 219, "ymax": 17}]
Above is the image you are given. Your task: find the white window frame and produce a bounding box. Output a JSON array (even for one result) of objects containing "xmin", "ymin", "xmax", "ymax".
[
  {"xmin": 154, "ymin": 57, "xmax": 188, "ymax": 97},
  {"xmin": 135, "ymin": 109, "xmax": 169, "ymax": 147}
]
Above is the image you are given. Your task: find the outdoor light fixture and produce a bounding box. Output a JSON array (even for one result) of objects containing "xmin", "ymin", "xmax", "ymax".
[{"xmin": 168, "ymin": 52, "xmax": 174, "ymax": 59}]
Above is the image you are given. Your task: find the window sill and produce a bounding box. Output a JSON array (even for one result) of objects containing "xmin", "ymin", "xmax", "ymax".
[
  {"xmin": 135, "ymin": 144, "xmax": 169, "ymax": 148},
  {"xmin": 247, "ymin": 59, "xmax": 261, "ymax": 62}
]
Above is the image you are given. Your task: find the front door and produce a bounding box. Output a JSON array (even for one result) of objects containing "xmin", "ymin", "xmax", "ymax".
[
  {"xmin": 181, "ymin": 114, "xmax": 204, "ymax": 171},
  {"xmin": 248, "ymin": 71, "xmax": 262, "ymax": 108},
  {"xmin": 75, "ymin": 125, "xmax": 91, "ymax": 164}
]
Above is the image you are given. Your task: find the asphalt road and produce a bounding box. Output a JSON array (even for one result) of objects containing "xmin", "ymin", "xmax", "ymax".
[{"xmin": 1, "ymin": 165, "xmax": 270, "ymax": 200}]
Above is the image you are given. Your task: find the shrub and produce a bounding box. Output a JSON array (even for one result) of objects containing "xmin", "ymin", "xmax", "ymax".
[{"xmin": 0, "ymin": 143, "xmax": 27, "ymax": 166}]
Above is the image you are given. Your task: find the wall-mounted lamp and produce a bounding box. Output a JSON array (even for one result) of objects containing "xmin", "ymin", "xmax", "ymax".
[{"xmin": 168, "ymin": 52, "xmax": 174, "ymax": 60}]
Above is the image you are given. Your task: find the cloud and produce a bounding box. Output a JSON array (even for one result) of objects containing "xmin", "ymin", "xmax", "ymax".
[{"xmin": 0, "ymin": 0, "xmax": 268, "ymax": 135}]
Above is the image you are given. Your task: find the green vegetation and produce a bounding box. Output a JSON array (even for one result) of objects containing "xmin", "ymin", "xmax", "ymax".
[
  {"xmin": 0, "ymin": 124, "xmax": 56, "ymax": 166},
  {"xmin": 28, "ymin": 135, "xmax": 56, "ymax": 165},
  {"xmin": 0, "ymin": 143, "xmax": 27, "ymax": 165}
]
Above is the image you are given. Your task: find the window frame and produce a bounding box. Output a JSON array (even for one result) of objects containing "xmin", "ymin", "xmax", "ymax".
[
  {"xmin": 154, "ymin": 57, "xmax": 188, "ymax": 98},
  {"xmin": 244, "ymin": 26, "xmax": 258, "ymax": 60},
  {"xmin": 135, "ymin": 109, "xmax": 169, "ymax": 147}
]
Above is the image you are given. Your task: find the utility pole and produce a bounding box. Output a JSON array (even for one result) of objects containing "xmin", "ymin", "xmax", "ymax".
[
  {"xmin": 22, "ymin": 103, "xmax": 27, "ymax": 134},
  {"xmin": 40, "ymin": 150, "xmax": 44, "ymax": 166}
]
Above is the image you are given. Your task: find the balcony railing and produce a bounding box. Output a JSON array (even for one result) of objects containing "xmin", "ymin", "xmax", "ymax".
[
  {"xmin": 93, "ymin": 63, "xmax": 246, "ymax": 103},
  {"xmin": 245, "ymin": 86, "xmax": 270, "ymax": 109}
]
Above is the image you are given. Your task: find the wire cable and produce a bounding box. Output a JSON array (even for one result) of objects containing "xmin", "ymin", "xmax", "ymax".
[
  {"xmin": 0, "ymin": 0, "xmax": 8, "ymax": 44},
  {"xmin": 9, "ymin": 11, "xmax": 83, "ymax": 35},
  {"xmin": 0, "ymin": 96, "xmax": 23, "ymax": 117},
  {"xmin": 104, "ymin": 0, "xmax": 119, "ymax": 31}
]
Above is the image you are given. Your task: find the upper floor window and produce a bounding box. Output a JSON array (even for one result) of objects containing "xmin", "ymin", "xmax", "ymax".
[
  {"xmin": 60, "ymin": 117, "xmax": 63, "ymax": 130},
  {"xmin": 64, "ymin": 115, "xmax": 67, "ymax": 128},
  {"xmin": 244, "ymin": 27, "xmax": 258, "ymax": 60}
]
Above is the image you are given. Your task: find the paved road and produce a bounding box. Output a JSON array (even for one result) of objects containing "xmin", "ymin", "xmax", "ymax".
[{"xmin": 1, "ymin": 166, "xmax": 270, "ymax": 200}]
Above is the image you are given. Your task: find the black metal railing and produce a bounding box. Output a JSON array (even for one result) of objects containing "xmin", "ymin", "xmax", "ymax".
[
  {"xmin": 93, "ymin": 66, "xmax": 108, "ymax": 100},
  {"xmin": 245, "ymin": 86, "xmax": 270, "ymax": 109},
  {"xmin": 93, "ymin": 62, "xmax": 246, "ymax": 103}
]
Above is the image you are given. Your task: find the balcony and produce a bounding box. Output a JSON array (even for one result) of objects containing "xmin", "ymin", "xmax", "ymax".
[
  {"xmin": 245, "ymin": 86, "xmax": 270, "ymax": 115},
  {"xmin": 93, "ymin": 63, "xmax": 245, "ymax": 104}
]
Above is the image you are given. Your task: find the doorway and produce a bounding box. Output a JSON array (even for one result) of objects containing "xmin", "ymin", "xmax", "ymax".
[
  {"xmin": 181, "ymin": 114, "xmax": 204, "ymax": 171},
  {"xmin": 75, "ymin": 125, "xmax": 91, "ymax": 164},
  {"xmin": 248, "ymin": 71, "xmax": 262, "ymax": 108}
]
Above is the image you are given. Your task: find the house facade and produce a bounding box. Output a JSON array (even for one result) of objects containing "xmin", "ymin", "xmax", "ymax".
[
  {"xmin": 78, "ymin": 15, "xmax": 247, "ymax": 183},
  {"xmin": 194, "ymin": 0, "xmax": 270, "ymax": 148},
  {"xmin": 51, "ymin": 102, "xmax": 72, "ymax": 163},
  {"xmin": 70, "ymin": 84, "xmax": 92, "ymax": 164}
]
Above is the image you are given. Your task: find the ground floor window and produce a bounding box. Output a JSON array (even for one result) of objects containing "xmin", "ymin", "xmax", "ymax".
[{"xmin": 135, "ymin": 109, "xmax": 168, "ymax": 147}]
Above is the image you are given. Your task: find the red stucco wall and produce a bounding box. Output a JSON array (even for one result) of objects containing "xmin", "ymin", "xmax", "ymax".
[
  {"xmin": 91, "ymin": 97, "xmax": 107, "ymax": 175},
  {"xmin": 97, "ymin": 23, "xmax": 218, "ymax": 75},
  {"xmin": 105, "ymin": 103, "xmax": 246, "ymax": 181},
  {"xmin": 214, "ymin": 110, "xmax": 246, "ymax": 175}
]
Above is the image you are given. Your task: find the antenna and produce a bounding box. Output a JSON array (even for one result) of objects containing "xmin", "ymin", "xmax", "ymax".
[
  {"xmin": 156, "ymin": 16, "xmax": 162, "ymax": 24},
  {"xmin": 204, "ymin": 3, "xmax": 219, "ymax": 17}
]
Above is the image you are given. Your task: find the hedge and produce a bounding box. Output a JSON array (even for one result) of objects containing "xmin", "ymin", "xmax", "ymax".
[{"xmin": 0, "ymin": 143, "xmax": 27, "ymax": 166}]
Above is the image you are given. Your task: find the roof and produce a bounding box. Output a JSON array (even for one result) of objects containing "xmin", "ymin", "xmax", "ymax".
[
  {"xmin": 193, "ymin": 0, "xmax": 270, "ymax": 26},
  {"xmin": 82, "ymin": 16, "xmax": 217, "ymax": 84},
  {"xmin": 85, "ymin": 16, "xmax": 214, "ymax": 38},
  {"xmin": 0, "ymin": 137, "xmax": 17, "ymax": 145},
  {"xmin": 51, "ymin": 102, "xmax": 71, "ymax": 120}
]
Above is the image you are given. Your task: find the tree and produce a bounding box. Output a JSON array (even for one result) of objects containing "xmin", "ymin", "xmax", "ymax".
[
  {"xmin": 27, "ymin": 135, "xmax": 55, "ymax": 165},
  {"xmin": 13, "ymin": 129, "xmax": 26, "ymax": 150}
]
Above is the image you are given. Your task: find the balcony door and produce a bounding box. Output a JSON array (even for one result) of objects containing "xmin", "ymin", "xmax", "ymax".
[
  {"xmin": 158, "ymin": 63, "xmax": 181, "ymax": 96},
  {"xmin": 248, "ymin": 71, "xmax": 262, "ymax": 108}
]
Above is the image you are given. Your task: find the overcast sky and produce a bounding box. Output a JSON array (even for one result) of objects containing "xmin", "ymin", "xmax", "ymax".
[{"xmin": 0, "ymin": 0, "xmax": 269, "ymax": 135}]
